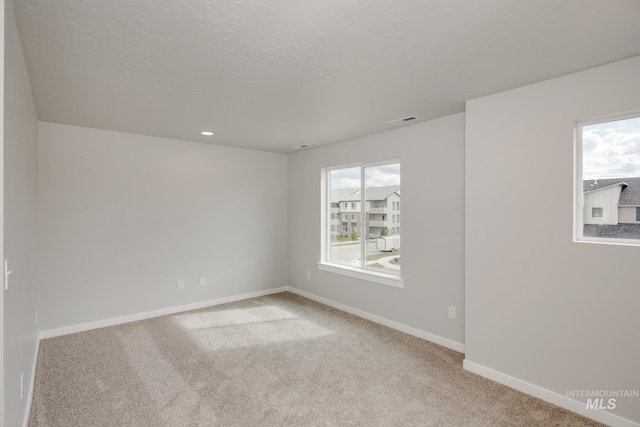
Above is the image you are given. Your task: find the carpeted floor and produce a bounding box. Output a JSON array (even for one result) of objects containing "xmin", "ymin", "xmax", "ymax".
[{"xmin": 29, "ymin": 292, "xmax": 603, "ymax": 426}]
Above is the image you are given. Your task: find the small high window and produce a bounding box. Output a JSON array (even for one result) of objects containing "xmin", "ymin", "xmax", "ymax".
[{"xmin": 576, "ymin": 113, "xmax": 640, "ymax": 244}]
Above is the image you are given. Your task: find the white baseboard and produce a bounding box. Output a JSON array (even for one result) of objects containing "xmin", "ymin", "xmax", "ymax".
[
  {"xmin": 39, "ymin": 287, "xmax": 289, "ymax": 339},
  {"xmin": 463, "ymin": 360, "xmax": 640, "ymax": 427},
  {"xmin": 286, "ymin": 287, "xmax": 465, "ymax": 353},
  {"xmin": 23, "ymin": 337, "xmax": 40, "ymax": 427}
]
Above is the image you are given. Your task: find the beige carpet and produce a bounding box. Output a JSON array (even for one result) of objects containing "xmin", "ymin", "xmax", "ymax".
[{"xmin": 29, "ymin": 292, "xmax": 602, "ymax": 426}]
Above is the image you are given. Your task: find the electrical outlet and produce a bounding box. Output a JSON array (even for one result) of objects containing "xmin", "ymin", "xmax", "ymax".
[
  {"xmin": 177, "ymin": 280, "xmax": 184, "ymax": 290},
  {"xmin": 306, "ymin": 270, "xmax": 311, "ymax": 279},
  {"xmin": 199, "ymin": 277, "xmax": 206, "ymax": 287},
  {"xmin": 448, "ymin": 306, "xmax": 456, "ymax": 319}
]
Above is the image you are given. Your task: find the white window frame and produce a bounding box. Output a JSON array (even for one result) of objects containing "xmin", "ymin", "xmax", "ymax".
[
  {"xmin": 319, "ymin": 159, "xmax": 403, "ymax": 288},
  {"xmin": 574, "ymin": 110, "xmax": 640, "ymax": 246}
]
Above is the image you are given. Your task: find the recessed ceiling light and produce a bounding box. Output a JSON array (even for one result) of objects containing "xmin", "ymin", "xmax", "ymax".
[{"xmin": 201, "ymin": 131, "xmax": 214, "ymax": 136}]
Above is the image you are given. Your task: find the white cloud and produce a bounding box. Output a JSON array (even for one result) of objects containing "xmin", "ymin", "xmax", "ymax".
[
  {"xmin": 365, "ymin": 163, "xmax": 400, "ymax": 187},
  {"xmin": 330, "ymin": 163, "xmax": 400, "ymax": 189},
  {"xmin": 582, "ymin": 117, "xmax": 640, "ymax": 180},
  {"xmin": 330, "ymin": 167, "xmax": 360, "ymax": 190}
]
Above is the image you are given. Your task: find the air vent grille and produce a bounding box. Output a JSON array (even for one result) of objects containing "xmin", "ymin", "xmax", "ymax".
[{"xmin": 387, "ymin": 116, "xmax": 418, "ymax": 125}]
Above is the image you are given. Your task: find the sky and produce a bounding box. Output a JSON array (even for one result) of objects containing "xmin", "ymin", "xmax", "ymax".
[
  {"xmin": 582, "ymin": 116, "xmax": 640, "ymax": 180},
  {"xmin": 330, "ymin": 163, "xmax": 400, "ymax": 190}
]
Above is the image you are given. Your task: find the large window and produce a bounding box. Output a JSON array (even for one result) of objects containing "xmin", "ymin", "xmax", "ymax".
[
  {"xmin": 320, "ymin": 160, "xmax": 401, "ymax": 287},
  {"xmin": 575, "ymin": 113, "xmax": 640, "ymax": 244}
]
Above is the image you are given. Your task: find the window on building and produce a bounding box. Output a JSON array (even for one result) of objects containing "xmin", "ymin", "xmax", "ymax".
[
  {"xmin": 576, "ymin": 113, "xmax": 640, "ymax": 244},
  {"xmin": 321, "ymin": 160, "xmax": 401, "ymax": 287}
]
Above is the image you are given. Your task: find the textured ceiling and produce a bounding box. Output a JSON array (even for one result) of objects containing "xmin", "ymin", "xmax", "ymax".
[{"xmin": 12, "ymin": 0, "xmax": 640, "ymax": 153}]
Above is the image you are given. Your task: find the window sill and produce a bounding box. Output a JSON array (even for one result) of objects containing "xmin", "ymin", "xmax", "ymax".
[
  {"xmin": 575, "ymin": 236, "xmax": 640, "ymax": 247},
  {"xmin": 317, "ymin": 262, "xmax": 404, "ymax": 288}
]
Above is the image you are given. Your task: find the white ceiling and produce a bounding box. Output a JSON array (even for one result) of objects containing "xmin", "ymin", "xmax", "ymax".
[{"xmin": 12, "ymin": 0, "xmax": 640, "ymax": 153}]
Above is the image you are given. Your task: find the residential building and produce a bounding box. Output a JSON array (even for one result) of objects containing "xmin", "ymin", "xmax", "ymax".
[
  {"xmin": 583, "ymin": 177, "xmax": 640, "ymax": 225},
  {"xmin": 330, "ymin": 186, "xmax": 400, "ymax": 238}
]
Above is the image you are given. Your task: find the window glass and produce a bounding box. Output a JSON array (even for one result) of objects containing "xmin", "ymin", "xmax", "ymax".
[
  {"xmin": 364, "ymin": 163, "xmax": 401, "ymax": 274},
  {"xmin": 329, "ymin": 167, "xmax": 361, "ymax": 267},
  {"xmin": 327, "ymin": 161, "xmax": 401, "ymax": 277},
  {"xmin": 579, "ymin": 115, "xmax": 640, "ymax": 242}
]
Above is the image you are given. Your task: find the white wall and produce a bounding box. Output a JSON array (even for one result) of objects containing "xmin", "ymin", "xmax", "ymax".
[
  {"xmin": 465, "ymin": 56, "xmax": 640, "ymax": 423},
  {"xmin": 38, "ymin": 123, "xmax": 289, "ymax": 330},
  {"xmin": 4, "ymin": 0, "xmax": 40, "ymax": 425},
  {"xmin": 0, "ymin": 0, "xmax": 5, "ymax": 422},
  {"xmin": 288, "ymin": 113, "xmax": 465, "ymax": 347}
]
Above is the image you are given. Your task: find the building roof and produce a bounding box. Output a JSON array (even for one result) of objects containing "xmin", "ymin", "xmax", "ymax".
[
  {"xmin": 583, "ymin": 177, "xmax": 640, "ymax": 205},
  {"xmin": 331, "ymin": 186, "xmax": 400, "ymax": 203}
]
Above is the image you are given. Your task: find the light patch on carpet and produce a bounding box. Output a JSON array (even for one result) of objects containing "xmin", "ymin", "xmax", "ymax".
[
  {"xmin": 174, "ymin": 305, "xmax": 299, "ymax": 329},
  {"xmin": 173, "ymin": 306, "xmax": 335, "ymax": 352},
  {"xmin": 117, "ymin": 325, "xmax": 219, "ymax": 425}
]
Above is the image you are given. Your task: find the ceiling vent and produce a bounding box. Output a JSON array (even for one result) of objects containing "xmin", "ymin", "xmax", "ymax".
[{"xmin": 387, "ymin": 116, "xmax": 418, "ymax": 125}]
